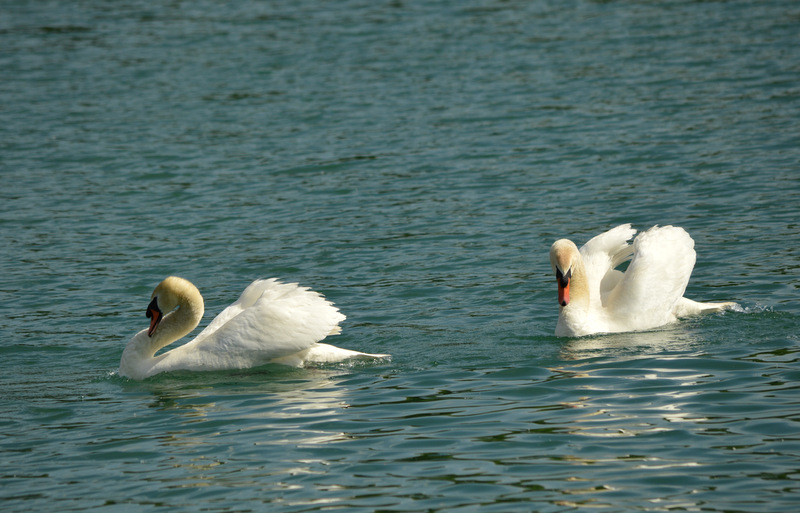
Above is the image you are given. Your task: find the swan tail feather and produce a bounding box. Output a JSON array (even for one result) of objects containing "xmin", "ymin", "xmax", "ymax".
[{"xmin": 675, "ymin": 297, "xmax": 739, "ymax": 317}]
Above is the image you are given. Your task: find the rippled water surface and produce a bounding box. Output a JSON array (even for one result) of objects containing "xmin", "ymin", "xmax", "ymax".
[{"xmin": 2, "ymin": 0, "xmax": 800, "ymax": 511}]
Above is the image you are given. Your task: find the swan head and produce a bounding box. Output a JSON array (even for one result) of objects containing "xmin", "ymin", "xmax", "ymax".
[
  {"xmin": 146, "ymin": 276, "xmax": 203, "ymax": 337},
  {"xmin": 550, "ymin": 239, "xmax": 579, "ymax": 307}
]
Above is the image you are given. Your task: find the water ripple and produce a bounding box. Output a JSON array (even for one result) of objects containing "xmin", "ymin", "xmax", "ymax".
[{"xmin": 2, "ymin": 0, "xmax": 799, "ymax": 511}]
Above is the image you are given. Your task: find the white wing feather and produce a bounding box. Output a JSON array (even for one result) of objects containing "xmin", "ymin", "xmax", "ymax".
[
  {"xmin": 608, "ymin": 226, "xmax": 696, "ymax": 325},
  {"xmin": 176, "ymin": 279, "xmax": 346, "ymax": 367},
  {"xmin": 579, "ymin": 224, "xmax": 637, "ymax": 308}
]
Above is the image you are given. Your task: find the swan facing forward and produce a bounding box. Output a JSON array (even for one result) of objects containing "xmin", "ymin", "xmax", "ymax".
[
  {"xmin": 549, "ymin": 224, "xmax": 737, "ymax": 337},
  {"xmin": 119, "ymin": 276, "xmax": 388, "ymax": 379}
]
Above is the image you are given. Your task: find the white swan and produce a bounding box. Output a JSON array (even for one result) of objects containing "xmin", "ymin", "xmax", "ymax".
[
  {"xmin": 119, "ymin": 276, "xmax": 388, "ymax": 379},
  {"xmin": 549, "ymin": 224, "xmax": 737, "ymax": 337}
]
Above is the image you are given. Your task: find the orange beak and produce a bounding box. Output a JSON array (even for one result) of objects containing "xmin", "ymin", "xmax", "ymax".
[
  {"xmin": 558, "ymin": 280, "xmax": 570, "ymax": 306},
  {"xmin": 556, "ymin": 268, "xmax": 571, "ymax": 306},
  {"xmin": 146, "ymin": 297, "xmax": 162, "ymax": 337}
]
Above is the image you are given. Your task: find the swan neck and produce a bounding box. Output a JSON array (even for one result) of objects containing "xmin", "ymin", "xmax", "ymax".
[
  {"xmin": 556, "ymin": 254, "xmax": 591, "ymax": 337},
  {"xmin": 128, "ymin": 288, "xmax": 204, "ymax": 359},
  {"xmin": 120, "ymin": 277, "xmax": 205, "ymax": 379},
  {"xmin": 566, "ymin": 257, "xmax": 589, "ymax": 308},
  {"xmin": 151, "ymin": 293, "xmax": 204, "ymax": 353}
]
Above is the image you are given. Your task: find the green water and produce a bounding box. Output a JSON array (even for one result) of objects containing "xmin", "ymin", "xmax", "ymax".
[{"xmin": 2, "ymin": 0, "xmax": 799, "ymax": 511}]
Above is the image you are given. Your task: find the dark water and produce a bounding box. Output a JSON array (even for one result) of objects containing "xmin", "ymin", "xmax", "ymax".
[{"xmin": 2, "ymin": 0, "xmax": 800, "ymax": 511}]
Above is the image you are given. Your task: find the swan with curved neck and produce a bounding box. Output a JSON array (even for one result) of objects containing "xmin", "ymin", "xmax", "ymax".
[
  {"xmin": 119, "ymin": 276, "xmax": 387, "ymax": 379},
  {"xmin": 549, "ymin": 224, "xmax": 737, "ymax": 337}
]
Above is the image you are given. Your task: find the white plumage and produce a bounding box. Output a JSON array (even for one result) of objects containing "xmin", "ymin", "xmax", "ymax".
[
  {"xmin": 119, "ymin": 277, "xmax": 387, "ymax": 379},
  {"xmin": 549, "ymin": 224, "xmax": 736, "ymax": 337}
]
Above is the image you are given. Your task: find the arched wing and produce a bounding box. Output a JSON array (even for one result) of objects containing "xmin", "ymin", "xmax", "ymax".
[
  {"xmin": 187, "ymin": 279, "xmax": 346, "ymax": 364},
  {"xmin": 579, "ymin": 224, "xmax": 636, "ymax": 306},
  {"xmin": 193, "ymin": 279, "xmax": 275, "ymax": 339},
  {"xmin": 608, "ymin": 226, "xmax": 696, "ymax": 320}
]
